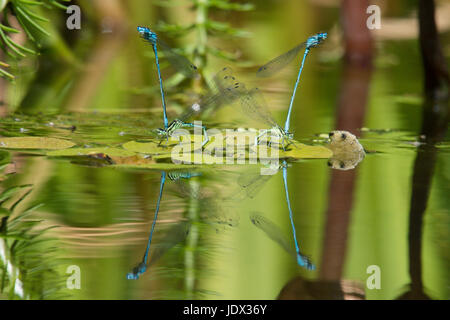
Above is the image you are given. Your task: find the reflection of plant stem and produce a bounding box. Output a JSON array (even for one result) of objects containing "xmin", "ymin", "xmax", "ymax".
[{"xmin": 185, "ymin": 179, "xmax": 199, "ymax": 299}]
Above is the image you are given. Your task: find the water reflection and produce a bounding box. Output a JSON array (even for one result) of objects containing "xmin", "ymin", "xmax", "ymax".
[
  {"xmin": 396, "ymin": 85, "xmax": 448, "ymax": 300},
  {"xmin": 127, "ymin": 171, "xmax": 167, "ymax": 280},
  {"xmin": 126, "ymin": 169, "xmax": 240, "ymax": 282},
  {"xmin": 244, "ymin": 160, "xmax": 315, "ymax": 270},
  {"xmin": 127, "ymin": 156, "xmax": 324, "ymax": 286},
  {"xmin": 0, "ymin": 177, "xmax": 63, "ymax": 299}
]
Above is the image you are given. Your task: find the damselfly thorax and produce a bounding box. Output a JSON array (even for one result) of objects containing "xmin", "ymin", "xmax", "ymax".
[
  {"xmin": 155, "ymin": 118, "xmax": 209, "ymax": 147},
  {"xmin": 155, "ymin": 119, "xmax": 184, "ymax": 137},
  {"xmin": 255, "ymin": 125, "xmax": 294, "ymax": 150}
]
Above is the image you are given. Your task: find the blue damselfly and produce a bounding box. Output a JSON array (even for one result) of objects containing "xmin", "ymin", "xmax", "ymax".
[
  {"xmin": 154, "ymin": 68, "xmax": 243, "ymax": 147},
  {"xmin": 216, "ymin": 67, "xmax": 295, "ymax": 150},
  {"xmin": 257, "ymin": 33, "xmax": 327, "ymax": 132},
  {"xmin": 137, "ymin": 26, "xmax": 198, "ymax": 129}
]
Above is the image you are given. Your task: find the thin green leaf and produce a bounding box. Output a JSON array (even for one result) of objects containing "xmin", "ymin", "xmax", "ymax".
[
  {"xmin": 14, "ymin": 5, "xmax": 51, "ymax": 37},
  {"xmin": 0, "ymin": 185, "xmax": 32, "ymax": 203}
]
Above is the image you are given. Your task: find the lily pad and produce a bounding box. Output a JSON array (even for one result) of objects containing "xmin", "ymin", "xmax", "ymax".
[
  {"xmin": 0, "ymin": 137, "xmax": 75, "ymax": 150},
  {"xmin": 113, "ymin": 162, "xmax": 203, "ymax": 170},
  {"xmin": 122, "ymin": 140, "xmax": 175, "ymax": 155},
  {"xmin": 280, "ymin": 142, "xmax": 333, "ymax": 159},
  {"xmin": 122, "ymin": 135, "xmax": 204, "ymax": 155},
  {"xmin": 47, "ymin": 147, "xmax": 136, "ymax": 158}
]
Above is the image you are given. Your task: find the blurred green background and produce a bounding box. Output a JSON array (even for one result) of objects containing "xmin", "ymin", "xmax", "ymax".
[{"xmin": 0, "ymin": 0, "xmax": 448, "ymax": 300}]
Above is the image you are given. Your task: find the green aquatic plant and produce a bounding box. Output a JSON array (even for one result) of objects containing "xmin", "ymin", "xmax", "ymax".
[
  {"xmin": 156, "ymin": 0, "xmax": 254, "ymax": 70},
  {"xmin": 0, "ymin": 0, "xmax": 70, "ymax": 79}
]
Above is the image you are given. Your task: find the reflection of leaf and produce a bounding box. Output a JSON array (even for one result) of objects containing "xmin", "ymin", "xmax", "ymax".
[{"xmin": 0, "ymin": 137, "xmax": 75, "ymax": 150}]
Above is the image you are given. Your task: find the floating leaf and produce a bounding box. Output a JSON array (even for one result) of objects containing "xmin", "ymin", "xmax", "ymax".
[
  {"xmin": 47, "ymin": 147, "xmax": 136, "ymax": 158},
  {"xmin": 280, "ymin": 142, "xmax": 332, "ymax": 159},
  {"xmin": 122, "ymin": 135, "xmax": 204, "ymax": 155},
  {"xmin": 113, "ymin": 162, "xmax": 202, "ymax": 170},
  {"xmin": 122, "ymin": 140, "xmax": 175, "ymax": 155},
  {"xmin": 0, "ymin": 137, "xmax": 75, "ymax": 150},
  {"xmin": 169, "ymin": 151, "xmax": 224, "ymax": 165}
]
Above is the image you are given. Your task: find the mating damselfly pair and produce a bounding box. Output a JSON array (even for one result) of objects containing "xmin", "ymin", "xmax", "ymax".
[
  {"xmin": 128, "ymin": 26, "xmax": 327, "ymax": 276},
  {"xmin": 137, "ymin": 26, "xmax": 327, "ymax": 149}
]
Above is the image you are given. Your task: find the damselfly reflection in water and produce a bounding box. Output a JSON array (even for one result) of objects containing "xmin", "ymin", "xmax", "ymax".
[
  {"xmin": 257, "ymin": 32, "xmax": 327, "ymax": 132},
  {"xmin": 250, "ymin": 214, "xmax": 314, "ymax": 270},
  {"xmin": 127, "ymin": 170, "xmax": 238, "ymax": 279},
  {"xmin": 169, "ymin": 171, "xmax": 239, "ymax": 230},
  {"xmin": 127, "ymin": 171, "xmax": 167, "ymax": 280},
  {"xmin": 237, "ymin": 160, "xmax": 315, "ymax": 270}
]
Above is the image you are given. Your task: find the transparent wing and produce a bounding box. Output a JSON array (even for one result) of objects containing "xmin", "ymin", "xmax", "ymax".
[
  {"xmin": 178, "ymin": 67, "xmax": 244, "ymax": 122},
  {"xmin": 256, "ymin": 42, "xmax": 306, "ymax": 78},
  {"xmin": 211, "ymin": 68, "xmax": 278, "ymax": 127},
  {"xmin": 157, "ymin": 39, "xmax": 198, "ymax": 78},
  {"xmin": 169, "ymin": 171, "xmax": 203, "ymax": 199},
  {"xmin": 250, "ymin": 213, "xmax": 316, "ymax": 270},
  {"xmin": 148, "ymin": 221, "xmax": 190, "ymax": 266},
  {"xmin": 200, "ymin": 198, "xmax": 239, "ymax": 229},
  {"xmin": 178, "ymin": 89, "xmax": 229, "ymax": 123},
  {"xmin": 237, "ymin": 170, "xmax": 273, "ymax": 199},
  {"xmin": 209, "ymin": 68, "xmax": 280, "ymax": 127},
  {"xmin": 212, "ymin": 67, "xmax": 241, "ymax": 93},
  {"xmin": 239, "ymin": 87, "xmax": 279, "ymax": 127},
  {"xmin": 250, "ymin": 213, "xmax": 295, "ymax": 256}
]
